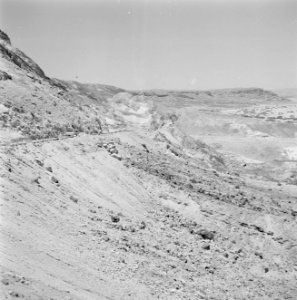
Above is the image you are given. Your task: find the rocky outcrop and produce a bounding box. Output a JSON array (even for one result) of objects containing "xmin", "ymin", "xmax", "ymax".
[
  {"xmin": 0, "ymin": 70, "xmax": 12, "ymax": 80},
  {"xmin": 0, "ymin": 29, "xmax": 108, "ymax": 139},
  {"xmin": 0, "ymin": 30, "xmax": 11, "ymax": 45},
  {"xmin": 0, "ymin": 29, "xmax": 47, "ymax": 79}
]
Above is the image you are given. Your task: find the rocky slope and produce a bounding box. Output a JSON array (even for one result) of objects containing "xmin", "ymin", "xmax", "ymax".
[
  {"xmin": 0, "ymin": 29, "xmax": 125, "ymax": 139},
  {"xmin": 1, "ymin": 29, "xmax": 297, "ymax": 300}
]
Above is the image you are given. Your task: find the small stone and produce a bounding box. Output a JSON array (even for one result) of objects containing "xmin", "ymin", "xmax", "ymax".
[
  {"xmin": 139, "ymin": 221, "xmax": 146, "ymax": 229},
  {"xmin": 70, "ymin": 195, "xmax": 78, "ymax": 203},
  {"xmin": 111, "ymin": 153, "xmax": 122, "ymax": 160},
  {"xmin": 51, "ymin": 176, "xmax": 59, "ymax": 184},
  {"xmin": 111, "ymin": 215, "xmax": 120, "ymax": 223},
  {"xmin": 255, "ymin": 251, "xmax": 263, "ymax": 259},
  {"xmin": 9, "ymin": 291, "xmax": 20, "ymax": 297},
  {"xmin": 109, "ymin": 148, "xmax": 118, "ymax": 154},
  {"xmin": 205, "ymin": 265, "xmax": 215, "ymax": 274},
  {"xmin": 131, "ymin": 226, "xmax": 137, "ymax": 232},
  {"xmin": 35, "ymin": 159, "xmax": 44, "ymax": 167},
  {"xmin": 197, "ymin": 229, "xmax": 215, "ymax": 240},
  {"xmin": 46, "ymin": 166, "xmax": 53, "ymax": 172},
  {"xmin": 1, "ymin": 278, "xmax": 9, "ymax": 285},
  {"xmin": 202, "ymin": 243, "xmax": 210, "ymax": 250},
  {"xmin": 32, "ymin": 177, "xmax": 40, "ymax": 184}
]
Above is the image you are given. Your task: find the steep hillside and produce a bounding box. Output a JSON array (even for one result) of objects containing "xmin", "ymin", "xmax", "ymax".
[
  {"xmin": 1, "ymin": 29, "xmax": 297, "ymax": 300},
  {"xmin": 0, "ymin": 29, "xmax": 124, "ymax": 139}
]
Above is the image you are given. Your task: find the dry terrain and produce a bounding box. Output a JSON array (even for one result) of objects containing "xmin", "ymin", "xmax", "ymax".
[{"xmin": 1, "ymin": 29, "xmax": 297, "ymax": 299}]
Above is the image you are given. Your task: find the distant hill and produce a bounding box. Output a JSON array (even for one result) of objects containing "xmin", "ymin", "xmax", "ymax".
[{"xmin": 274, "ymin": 88, "xmax": 297, "ymax": 100}]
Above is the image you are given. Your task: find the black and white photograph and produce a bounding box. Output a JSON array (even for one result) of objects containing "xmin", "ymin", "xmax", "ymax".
[{"xmin": 0, "ymin": 0, "xmax": 296, "ymax": 299}]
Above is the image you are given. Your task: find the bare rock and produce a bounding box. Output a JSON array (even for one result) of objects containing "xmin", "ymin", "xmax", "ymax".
[
  {"xmin": 139, "ymin": 221, "xmax": 146, "ymax": 229},
  {"xmin": 46, "ymin": 166, "xmax": 53, "ymax": 173},
  {"xmin": 197, "ymin": 229, "xmax": 216, "ymax": 240},
  {"xmin": 111, "ymin": 153, "xmax": 122, "ymax": 160},
  {"xmin": 202, "ymin": 243, "xmax": 211, "ymax": 250},
  {"xmin": 0, "ymin": 70, "xmax": 12, "ymax": 80},
  {"xmin": 51, "ymin": 176, "xmax": 59, "ymax": 184},
  {"xmin": 70, "ymin": 195, "xmax": 78, "ymax": 203},
  {"xmin": 1, "ymin": 278, "xmax": 10, "ymax": 285},
  {"xmin": 111, "ymin": 215, "xmax": 120, "ymax": 223}
]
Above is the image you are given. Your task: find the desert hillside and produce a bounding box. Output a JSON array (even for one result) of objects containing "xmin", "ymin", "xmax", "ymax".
[{"xmin": 1, "ymin": 29, "xmax": 297, "ymax": 300}]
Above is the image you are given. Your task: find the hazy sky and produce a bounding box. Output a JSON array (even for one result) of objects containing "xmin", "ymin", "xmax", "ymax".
[{"xmin": 0, "ymin": 0, "xmax": 296, "ymax": 90}]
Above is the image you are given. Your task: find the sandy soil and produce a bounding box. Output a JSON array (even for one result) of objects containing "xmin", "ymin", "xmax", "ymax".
[{"xmin": 1, "ymin": 29, "xmax": 297, "ymax": 299}]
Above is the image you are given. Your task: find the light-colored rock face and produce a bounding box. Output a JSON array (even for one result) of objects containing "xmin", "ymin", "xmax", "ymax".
[
  {"xmin": 1, "ymin": 30, "xmax": 297, "ymax": 299},
  {"xmin": 106, "ymin": 92, "xmax": 155, "ymax": 126}
]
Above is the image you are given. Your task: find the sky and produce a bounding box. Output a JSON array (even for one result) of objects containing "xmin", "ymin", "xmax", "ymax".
[{"xmin": 0, "ymin": 0, "xmax": 296, "ymax": 90}]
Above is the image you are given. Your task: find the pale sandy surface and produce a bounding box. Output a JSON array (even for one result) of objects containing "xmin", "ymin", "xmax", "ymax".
[{"xmin": 0, "ymin": 30, "xmax": 297, "ymax": 299}]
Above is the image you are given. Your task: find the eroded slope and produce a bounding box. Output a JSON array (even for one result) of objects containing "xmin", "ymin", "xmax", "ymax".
[{"xmin": 1, "ymin": 29, "xmax": 297, "ymax": 300}]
